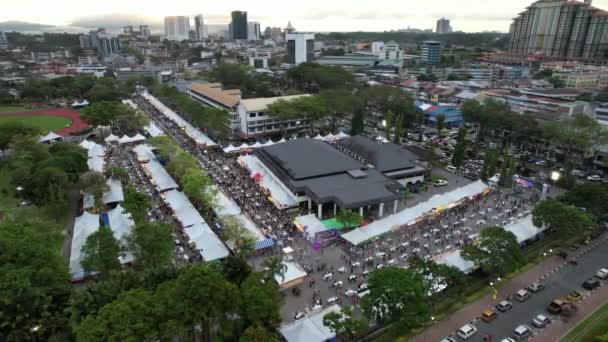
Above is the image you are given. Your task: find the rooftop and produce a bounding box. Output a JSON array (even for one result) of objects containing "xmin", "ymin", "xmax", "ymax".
[
  {"xmin": 188, "ymin": 82, "xmax": 240, "ymax": 108},
  {"xmin": 337, "ymin": 135, "xmax": 417, "ymax": 173},
  {"xmin": 240, "ymin": 94, "xmax": 309, "ymax": 112}
]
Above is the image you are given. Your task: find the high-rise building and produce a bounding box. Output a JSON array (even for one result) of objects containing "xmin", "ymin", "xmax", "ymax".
[
  {"xmin": 164, "ymin": 16, "xmax": 191, "ymax": 41},
  {"xmin": 510, "ymin": 0, "xmax": 608, "ymax": 60},
  {"xmin": 379, "ymin": 41, "xmax": 402, "ymax": 60},
  {"xmin": 421, "ymin": 41, "xmax": 442, "ymax": 65},
  {"xmin": 123, "ymin": 25, "xmax": 134, "ymax": 35},
  {"xmin": 79, "ymin": 34, "xmax": 92, "ymax": 49},
  {"xmin": 194, "ymin": 14, "xmax": 207, "ymax": 40},
  {"xmin": 231, "ymin": 11, "xmax": 248, "ymax": 40},
  {"xmin": 139, "ymin": 25, "xmax": 151, "ymax": 38},
  {"xmin": 0, "ymin": 31, "xmax": 7, "ymax": 50},
  {"xmin": 98, "ymin": 36, "xmax": 121, "ymax": 58},
  {"xmin": 248, "ymin": 22, "xmax": 261, "ymax": 41},
  {"xmin": 286, "ymin": 33, "xmax": 315, "ymax": 65},
  {"xmin": 269, "ymin": 27, "xmax": 283, "ymax": 42},
  {"xmin": 435, "ymin": 18, "xmax": 452, "ymax": 34}
]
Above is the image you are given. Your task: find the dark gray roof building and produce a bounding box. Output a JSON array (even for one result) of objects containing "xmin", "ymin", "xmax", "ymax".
[{"xmin": 255, "ymin": 139, "xmax": 401, "ymax": 209}]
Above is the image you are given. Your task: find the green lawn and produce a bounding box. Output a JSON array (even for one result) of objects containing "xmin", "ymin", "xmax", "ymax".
[
  {"xmin": 561, "ymin": 303, "xmax": 608, "ymax": 342},
  {"xmin": 0, "ymin": 115, "xmax": 71, "ymax": 132},
  {"xmin": 0, "ymin": 105, "xmax": 31, "ymax": 113}
]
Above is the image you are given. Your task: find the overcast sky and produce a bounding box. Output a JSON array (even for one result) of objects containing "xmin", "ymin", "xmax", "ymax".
[{"xmin": 3, "ymin": 0, "xmax": 608, "ymax": 32}]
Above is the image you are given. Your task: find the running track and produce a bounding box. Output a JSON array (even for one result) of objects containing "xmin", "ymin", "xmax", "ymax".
[{"xmin": 0, "ymin": 108, "xmax": 89, "ymax": 136}]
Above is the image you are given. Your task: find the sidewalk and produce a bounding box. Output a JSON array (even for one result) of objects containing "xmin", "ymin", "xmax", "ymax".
[
  {"xmin": 533, "ymin": 286, "xmax": 608, "ymax": 341},
  {"xmin": 411, "ymin": 256, "xmax": 565, "ymax": 342}
]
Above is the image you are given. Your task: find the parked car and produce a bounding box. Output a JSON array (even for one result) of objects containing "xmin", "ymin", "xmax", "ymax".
[
  {"xmin": 596, "ymin": 268, "xmax": 608, "ymax": 279},
  {"xmin": 433, "ymin": 179, "xmax": 449, "ymax": 187},
  {"xmin": 456, "ymin": 324, "xmax": 477, "ymax": 340},
  {"xmin": 532, "ymin": 314, "xmax": 551, "ymax": 328},
  {"xmin": 512, "ymin": 324, "xmax": 532, "ymax": 341},
  {"xmin": 587, "ymin": 175, "xmax": 602, "ymax": 182},
  {"xmin": 567, "ymin": 290, "xmax": 584, "ymax": 302},
  {"xmin": 583, "ymin": 278, "xmax": 600, "ymax": 290},
  {"xmin": 496, "ymin": 300, "xmax": 513, "ymax": 312},
  {"xmin": 514, "ymin": 289, "xmax": 531, "ymax": 302},
  {"xmin": 293, "ymin": 312, "xmax": 306, "ymax": 320},
  {"xmin": 528, "ymin": 282, "xmax": 545, "ymax": 293},
  {"xmin": 440, "ymin": 338, "xmax": 456, "ymax": 342},
  {"xmin": 481, "ymin": 308, "xmax": 497, "ymax": 322},
  {"xmin": 547, "ymin": 299, "xmax": 567, "ymax": 314}
]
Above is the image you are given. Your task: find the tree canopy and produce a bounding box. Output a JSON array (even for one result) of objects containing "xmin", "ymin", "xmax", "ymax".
[
  {"xmin": 533, "ymin": 199, "xmax": 598, "ymax": 239},
  {"xmin": 127, "ymin": 222, "xmax": 174, "ymax": 269},
  {"xmin": 462, "ymin": 226, "xmax": 525, "ymax": 276},
  {"xmin": 81, "ymin": 226, "xmax": 124, "ymax": 277}
]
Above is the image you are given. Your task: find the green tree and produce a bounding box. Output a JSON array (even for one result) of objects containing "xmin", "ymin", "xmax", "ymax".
[
  {"xmin": 75, "ymin": 289, "xmax": 159, "ymax": 341},
  {"xmin": 0, "ymin": 121, "xmax": 41, "ymax": 150},
  {"xmin": 498, "ymin": 156, "xmax": 515, "ymax": 188},
  {"xmin": 121, "ymin": 187, "xmax": 151, "ymax": 224},
  {"xmin": 408, "ymin": 256, "xmax": 467, "ymax": 301},
  {"xmin": 266, "ymin": 98, "xmax": 298, "ymax": 138},
  {"xmin": 127, "ymin": 222, "xmax": 174, "ymax": 269},
  {"xmin": 148, "ymin": 136, "xmax": 178, "ymax": 160},
  {"xmin": 81, "ymin": 226, "xmax": 123, "ymax": 277},
  {"xmin": 79, "ymin": 170, "xmax": 108, "ymax": 211},
  {"xmin": 462, "ymin": 226, "xmax": 525, "ymax": 276},
  {"xmin": 436, "ymin": 114, "xmax": 446, "ymax": 136},
  {"xmin": 166, "ymin": 151, "xmax": 198, "ymax": 181},
  {"xmin": 292, "ymin": 95, "xmax": 327, "ymax": 135},
  {"xmin": 384, "ymin": 110, "xmax": 394, "ymax": 141},
  {"xmin": 0, "ymin": 216, "xmax": 69, "ymax": 340},
  {"xmin": 319, "ymin": 88, "xmax": 360, "ymax": 132},
  {"xmin": 323, "ymin": 306, "xmax": 368, "ymax": 342},
  {"xmin": 480, "ymin": 148, "xmax": 499, "ymax": 181},
  {"xmin": 336, "ymin": 209, "xmax": 363, "ymax": 228},
  {"xmin": 559, "ymin": 184, "xmax": 608, "ymax": 220},
  {"xmin": 181, "ymin": 168, "xmax": 216, "ymax": 209},
  {"xmin": 81, "ymin": 101, "xmax": 148, "ymax": 133},
  {"xmin": 220, "ymin": 216, "xmax": 256, "ymax": 256},
  {"xmin": 240, "ymin": 273, "xmax": 282, "ymax": 326},
  {"xmin": 240, "ymin": 324, "xmax": 280, "ymax": 342},
  {"xmin": 548, "ymin": 76, "xmax": 565, "ymax": 88},
  {"xmin": 263, "ymin": 256, "xmax": 287, "ymax": 284},
  {"xmin": 207, "ymin": 63, "xmax": 251, "ymax": 89},
  {"xmin": 361, "ymin": 268, "xmax": 428, "ymax": 331},
  {"xmin": 222, "ymin": 254, "xmax": 253, "ymax": 286},
  {"xmin": 105, "ymin": 166, "xmax": 129, "ymax": 183},
  {"xmin": 451, "ymin": 126, "xmax": 467, "ymax": 167},
  {"xmin": 351, "ymin": 108, "xmax": 365, "ymax": 135},
  {"xmin": 533, "ymin": 199, "xmax": 598, "ymax": 239}
]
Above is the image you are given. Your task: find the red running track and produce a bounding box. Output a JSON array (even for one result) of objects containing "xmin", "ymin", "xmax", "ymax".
[{"xmin": 0, "ymin": 108, "xmax": 89, "ymax": 136}]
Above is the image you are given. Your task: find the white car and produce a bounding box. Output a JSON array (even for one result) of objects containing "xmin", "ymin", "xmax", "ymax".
[
  {"xmin": 532, "ymin": 314, "xmax": 551, "ymax": 328},
  {"xmin": 327, "ymin": 296, "xmax": 338, "ymax": 304},
  {"xmin": 322, "ymin": 273, "xmax": 334, "ymax": 281},
  {"xmin": 376, "ymin": 252, "xmax": 387, "ymax": 258},
  {"xmin": 376, "ymin": 264, "xmax": 384, "ymax": 270},
  {"xmin": 388, "ymin": 259, "xmax": 396, "ymax": 266},
  {"xmin": 358, "ymin": 283, "xmax": 369, "ymax": 291},
  {"xmin": 293, "ymin": 312, "xmax": 306, "ymax": 320},
  {"xmin": 345, "ymin": 289, "xmax": 357, "ymax": 297},
  {"xmin": 596, "ymin": 268, "xmax": 608, "ymax": 279},
  {"xmin": 433, "ymin": 179, "xmax": 449, "ymax": 187},
  {"xmin": 338, "ymin": 266, "xmax": 346, "ymax": 273},
  {"xmin": 512, "ymin": 324, "xmax": 531, "ymax": 341},
  {"xmin": 456, "ymin": 324, "xmax": 477, "ymax": 339},
  {"xmin": 348, "ymin": 274, "xmax": 358, "ymax": 281},
  {"xmin": 351, "ymin": 261, "xmax": 361, "ymax": 267},
  {"xmin": 332, "ymin": 280, "xmax": 343, "ymax": 288},
  {"xmin": 587, "ymin": 175, "xmax": 602, "ymax": 182}
]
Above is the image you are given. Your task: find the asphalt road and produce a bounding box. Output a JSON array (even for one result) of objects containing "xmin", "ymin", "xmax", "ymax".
[{"xmin": 444, "ymin": 241, "xmax": 608, "ymax": 342}]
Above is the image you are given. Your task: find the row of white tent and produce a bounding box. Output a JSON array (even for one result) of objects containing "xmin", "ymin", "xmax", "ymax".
[
  {"xmin": 38, "ymin": 131, "xmax": 63, "ymax": 143},
  {"xmin": 104, "ymin": 133, "xmax": 147, "ymax": 144},
  {"xmin": 80, "ymin": 140, "xmax": 105, "ymax": 172},
  {"xmin": 222, "ymin": 132, "xmax": 351, "ymax": 153}
]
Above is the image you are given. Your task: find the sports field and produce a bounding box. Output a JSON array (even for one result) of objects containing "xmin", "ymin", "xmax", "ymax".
[{"xmin": 0, "ymin": 115, "xmax": 72, "ymax": 132}]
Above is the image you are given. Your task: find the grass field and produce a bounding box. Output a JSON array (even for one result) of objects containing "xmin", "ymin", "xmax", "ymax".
[
  {"xmin": 0, "ymin": 105, "xmax": 31, "ymax": 113},
  {"xmin": 0, "ymin": 115, "xmax": 72, "ymax": 132},
  {"xmin": 561, "ymin": 303, "xmax": 608, "ymax": 342}
]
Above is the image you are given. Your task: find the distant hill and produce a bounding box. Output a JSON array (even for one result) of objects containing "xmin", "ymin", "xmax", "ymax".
[{"xmin": 0, "ymin": 21, "xmax": 56, "ymax": 33}]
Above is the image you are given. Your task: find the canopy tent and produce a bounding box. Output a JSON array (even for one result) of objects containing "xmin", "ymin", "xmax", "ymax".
[
  {"xmin": 80, "ymin": 139, "xmax": 94, "ymax": 150},
  {"xmin": 163, "ymin": 190, "xmax": 205, "ymax": 228},
  {"xmin": 184, "ymin": 222, "xmax": 230, "ymax": 262},
  {"xmin": 141, "ymin": 92, "xmax": 217, "ymax": 147},
  {"xmin": 118, "ymin": 134, "xmax": 146, "ymax": 144},
  {"xmin": 342, "ymin": 180, "xmax": 488, "ymax": 246},
  {"xmin": 255, "ymin": 238, "xmax": 274, "ymax": 250},
  {"xmin": 142, "ymin": 159, "xmax": 178, "ymax": 192},
  {"xmin": 334, "ymin": 131, "xmax": 350, "ymax": 140},
  {"xmin": 238, "ymin": 155, "xmax": 299, "ymax": 208},
  {"xmin": 313, "ymin": 134, "xmax": 324, "ymax": 140},
  {"xmin": 144, "ymin": 122, "xmax": 164, "ymax": 137},
  {"xmin": 275, "ymin": 261, "xmax": 307, "ymax": 287},
  {"xmin": 251, "ymin": 141, "xmax": 264, "ymax": 148},
  {"xmin": 83, "ymin": 178, "xmax": 124, "ymax": 209},
  {"xmin": 104, "ymin": 134, "xmax": 119, "ymax": 143},
  {"xmin": 133, "ymin": 144, "xmax": 156, "ymax": 162},
  {"xmin": 38, "ymin": 132, "xmax": 63, "ymax": 143},
  {"xmin": 294, "ymin": 214, "xmax": 327, "ymax": 238},
  {"xmin": 263, "ymin": 140, "xmax": 275, "ymax": 146},
  {"xmin": 323, "ymin": 133, "xmax": 336, "ymax": 141},
  {"xmin": 107, "ymin": 204, "xmax": 135, "ymax": 249},
  {"xmin": 279, "ymin": 305, "xmax": 341, "ymax": 342},
  {"xmin": 122, "ymin": 99, "xmax": 138, "ymax": 110},
  {"xmin": 87, "ymin": 155, "xmax": 105, "ymax": 172},
  {"xmin": 87, "ymin": 143, "xmax": 105, "ymax": 158},
  {"xmin": 503, "ymin": 215, "xmax": 546, "ymax": 244},
  {"xmin": 69, "ymin": 211, "xmax": 100, "ymax": 280},
  {"xmin": 434, "ymin": 249, "xmax": 475, "ymax": 274},
  {"xmin": 278, "ymin": 138, "xmax": 286, "ymax": 143},
  {"xmin": 71, "ymin": 99, "xmax": 89, "ymax": 108},
  {"xmin": 222, "ymin": 144, "xmax": 239, "ymax": 153},
  {"xmin": 237, "ymin": 143, "xmax": 250, "ymax": 150},
  {"xmin": 214, "ymin": 188, "xmax": 242, "ymax": 217}
]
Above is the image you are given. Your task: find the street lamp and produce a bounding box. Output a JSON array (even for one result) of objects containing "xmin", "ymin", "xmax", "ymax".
[
  {"xmin": 550, "ymin": 171, "xmax": 561, "ymax": 181},
  {"xmin": 489, "ymin": 282, "xmax": 494, "ymax": 286}
]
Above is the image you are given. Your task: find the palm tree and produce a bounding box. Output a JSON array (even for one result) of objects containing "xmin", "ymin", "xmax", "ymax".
[{"xmin": 264, "ymin": 256, "xmax": 287, "ymax": 283}]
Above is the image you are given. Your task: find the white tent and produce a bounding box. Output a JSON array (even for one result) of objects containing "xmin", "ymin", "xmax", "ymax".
[
  {"xmin": 223, "ymin": 144, "xmax": 239, "ymax": 153},
  {"xmin": 239, "ymin": 155, "xmax": 299, "ymax": 208},
  {"xmin": 163, "ymin": 190, "xmax": 205, "ymax": 228},
  {"xmin": 72, "ymin": 99, "xmax": 90, "ymax": 108},
  {"xmin": 335, "ymin": 131, "xmax": 350, "ymax": 140},
  {"xmin": 342, "ymin": 180, "xmax": 488, "ymax": 246},
  {"xmin": 87, "ymin": 155, "xmax": 105, "ymax": 172},
  {"xmin": 131, "ymin": 133, "xmax": 146, "ymax": 143},
  {"xmin": 144, "ymin": 122, "xmax": 164, "ymax": 137},
  {"xmin": 69, "ymin": 211, "xmax": 100, "ymax": 280},
  {"xmin": 503, "ymin": 215, "xmax": 546, "ymax": 244},
  {"xmin": 83, "ymin": 178, "xmax": 124, "ymax": 209},
  {"xmin": 275, "ymin": 261, "xmax": 307, "ymax": 287},
  {"xmin": 38, "ymin": 132, "xmax": 62, "ymax": 143},
  {"xmin": 279, "ymin": 305, "xmax": 341, "ymax": 342},
  {"xmin": 122, "ymin": 99, "xmax": 138, "ymax": 109},
  {"xmin": 263, "ymin": 140, "xmax": 275, "ymax": 147},
  {"xmin": 184, "ymin": 222, "xmax": 230, "ymax": 262},
  {"xmin": 80, "ymin": 139, "xmax": 94, "ymax": 150},
  {"xmin": 215, "ymin": 188, "xmax": 242, "ymax": 217},
  {"xmin": 323, "ymin": 133, "xmax": 335, "ymax": 141},
  {"xmin": 251, "ymin": 141, "xmax": 264, "ymax": 148},
  {"xmin": 107, "ymin": 205, "xmax": 135, "ymax": 265},
  {"xmin": 104, "ymin": 134, "xmax": 119, "ymax": 143},
  {"xmin": 237, "ymin": 143, "xmax": 250, "ymax": 150},
  {"xmin": 142, "ymin": 159, "xmax": 178, "ymax": 191},
  {"xmin": 133, "ymin": 144, "xmax": 156, "ymax": 162},
  {"xmin": 313, "ymin": 134, "xmax": 324, "ymax": 140},
  {"xmin": 87, "ymin": 143, "xmax": 105, "ymax": 158},
  {"xmin": 434, "ymin": 249, "xmax": 475, "ymax": 274},
  {"xmin": 278, "ymin": 138, "xmax": 286, "ymax": 143},
  {"xmin": 118, "ymin": 135, "xmax": 132, "ymax": 144}
]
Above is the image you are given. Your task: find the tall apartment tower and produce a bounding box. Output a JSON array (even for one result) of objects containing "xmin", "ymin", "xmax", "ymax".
[
  {"xmin": 248, "ymin": 22, "xmax": 261, "ymax": 41},
  {"xmin": 286, "ymin": 33, "xmax": 315, "ymax": 65},
  {"xmin": 231, "ymin": 11, "xmax": 248, "ymax": 40},
  {"xmin": 510, "ymin": 0, "xmax": 608, "ymax": 60},
  {"xmin": 194, "ymin": 14, "xmax": 207, "ymax": 40},
  {"xmin": 139, "ymin": 25, "xmax": 151, "ymax": 38},
  {"xmin": 435, "ymin": 18, "xmax": 452, "ymax": 34},
  {"xmin": 164, "ymin": 16, "xmax": 191, "ymax": 41},
  {"xmin": 0, "ymin": 31, "xmax": 7, "ymax": 50},
  {"xmin": 421, "ymin": 41, "xmax": 442, "ymax": 65}
]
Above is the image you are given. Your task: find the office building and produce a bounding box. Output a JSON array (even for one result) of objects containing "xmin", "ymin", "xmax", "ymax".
[
  {"xmin": 139, "ymin": 25, "xmax": 151, "ymax": 38},
  {"xmin": 421, "ymin": 41, "xmax": 442, "ymax": 65},
  {"xmin": 435, "ymin": 18, "xmax": 453, "ymax": 34},
  {"xmin": 248, "ymin": 22, "xmax": 261, "ymax": 41},
  {"xmin": 510, "ymin": 0, "xmax": 608, "ymax": 60},
  {"xmin": 79, "ymin": 34, "xmax": 91, "ymax": 49},
  {"xmin": 98, "ymin": 37, "xmax": 121, "ymax": 58},
  {"xmin": 187, "ymin": 83, "xmax": 241, "ymax": 129},
  {"xmin": 238, "ymin": 95, "xmax": 309, "ymax": 137},
  {"xmin": 194, "ymin": 14, "xmax": 207, "ymax": 40},
  {"xmin": 164, "ymin": 16, "xmax": 191, "ymax": 41},
  {"xmin": 379, "ymin": 41, "xmax": 402, "ymax": 61},
  {"xmin": 231, "ymin": 11, "xmax": 248, "ymax": 40},
  {"xmin": 0, "ymin": 31, "xmax": 7, "ymax": 50},
  {"xmin": 123, "ymin": 25, "xmax": 134, "ymax": 35},
  {"xmin": 371, "ymin": 41, "xmax": 384, "ymax": 54},
  {"xmin": 286, "ymin": 33, "xmax": 315, "ymax": 65},
  {"xmin": 250, "ymin": 57, "xmax": 269, "ymax": 69}
]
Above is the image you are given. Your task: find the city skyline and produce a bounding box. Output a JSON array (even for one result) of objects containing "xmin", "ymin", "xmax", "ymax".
[{"xmin": 5, "ymin": 0, "xmax": 608, "ymax": 33}]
